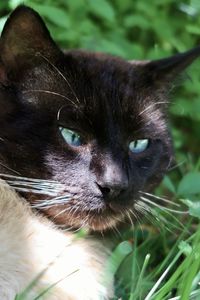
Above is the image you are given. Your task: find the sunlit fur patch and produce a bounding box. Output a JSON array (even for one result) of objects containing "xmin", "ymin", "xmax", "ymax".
[{"xmin": 0, "ymin": 179, "xmax": 114, "ymax": 299}]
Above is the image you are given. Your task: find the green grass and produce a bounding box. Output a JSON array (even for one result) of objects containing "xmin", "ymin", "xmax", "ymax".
[{"xmin": 14, "ymin": 218, "xmax": 200, "ymax": 299}]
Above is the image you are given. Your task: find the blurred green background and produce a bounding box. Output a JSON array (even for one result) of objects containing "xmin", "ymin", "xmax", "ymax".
[{"xmin": 1, "ymin": 1, "xmax": 200, "ymax": 299}]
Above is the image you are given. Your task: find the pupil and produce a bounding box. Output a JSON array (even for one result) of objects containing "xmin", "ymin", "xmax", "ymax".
[{"xmin": 72, "ymin": 134, "xmax": 76, "ymax": 142}]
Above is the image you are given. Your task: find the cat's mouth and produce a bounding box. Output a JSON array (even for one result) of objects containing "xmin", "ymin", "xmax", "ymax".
[
  {"xmin": 27, "ymin": 186, "xmax": 130, "ymax": 231},
  {"xmin": 44, "ymin": 203, "xmax": 127, "ymax": 231},
  {"xmin": 0, "ymin": 174, "xmax": 130, "ymax": 231}
]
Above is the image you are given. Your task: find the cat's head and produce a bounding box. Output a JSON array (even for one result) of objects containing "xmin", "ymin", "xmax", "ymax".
[{"xmin": 0, "ymin": 6, "xmax": 199, "ymax": 231}]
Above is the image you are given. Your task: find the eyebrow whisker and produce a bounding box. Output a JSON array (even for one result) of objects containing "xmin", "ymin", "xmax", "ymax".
[
  {"xmin": 22, "ymin": 89, "xmax": 79, "ymax": 109},
  {"xmin": 36, "ymin": 52, "xmax": 81, "ymax": 104}
]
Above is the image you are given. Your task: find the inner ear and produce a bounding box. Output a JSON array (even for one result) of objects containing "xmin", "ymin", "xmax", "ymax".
[{"xmin": 0, "ymin": 5, "xmax": 62, "ymax": 76}]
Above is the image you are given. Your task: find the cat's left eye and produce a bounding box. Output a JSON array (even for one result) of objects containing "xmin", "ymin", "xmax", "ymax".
[
  {"xmin": 59, "ymin": 127, "xmax": 82, "ymax": 147},
  {"xmin": 129, "ymin": 139, "xmax": 149, "ymax": 154}
]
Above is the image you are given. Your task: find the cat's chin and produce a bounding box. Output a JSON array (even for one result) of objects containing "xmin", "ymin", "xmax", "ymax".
[
  {"xmin": 81, "ymin": 215, "xmax": 122, "ymax": 231},
  {"xmin": 44, "ymin": 205, "xmax": 125, "ymax": 231}
]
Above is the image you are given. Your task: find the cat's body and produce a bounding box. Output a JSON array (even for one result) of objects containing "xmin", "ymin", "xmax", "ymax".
[
  {"xmin": 0, "ymin": 181, "xmax": 113, "ymax": 299},
  {"xmin": 0, "ymin": 5, "xmax": 200, "ymax": 299}
]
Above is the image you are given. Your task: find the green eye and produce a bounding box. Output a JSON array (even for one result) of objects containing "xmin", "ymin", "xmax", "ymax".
[
  {"xmin": 59, "ymin": 127, "xmax": 82, "ymax": 147},
  {"xmin": 129, "ymin": 139, "xmax": 149, "ymax": 153}
]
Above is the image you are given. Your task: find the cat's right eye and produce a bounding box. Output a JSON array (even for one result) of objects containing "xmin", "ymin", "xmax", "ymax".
[
  {"xmin": 129, "ymin": 139, "xmax": 149, "ymax": 154},
  {"xmin": 59, "ymin": 127, "xmax": 82, "ymax": 147}
]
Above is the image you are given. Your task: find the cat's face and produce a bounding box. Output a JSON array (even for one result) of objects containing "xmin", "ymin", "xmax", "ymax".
[{"xmin": 0, "ymin": 6, "xmax": 199, "ymax": 230}]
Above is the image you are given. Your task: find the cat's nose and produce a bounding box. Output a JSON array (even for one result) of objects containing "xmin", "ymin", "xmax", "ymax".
[
  {"xmin": 97, "ymin": 181, "xmax": 128, "ymax": 199},
  {"xmin": 96, "ymin": 166, "xmax": 129, "ymax": 200}
]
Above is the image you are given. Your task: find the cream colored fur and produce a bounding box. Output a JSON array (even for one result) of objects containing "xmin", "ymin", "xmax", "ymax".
[{"xmin": 0, "ymin": 180, "xmax": 113, "ymax": 300}]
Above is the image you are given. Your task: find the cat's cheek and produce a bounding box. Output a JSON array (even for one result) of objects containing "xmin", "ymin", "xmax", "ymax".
[{"xmin": 129, "ymin": 140, "xmax": 170, "ymax": 172}]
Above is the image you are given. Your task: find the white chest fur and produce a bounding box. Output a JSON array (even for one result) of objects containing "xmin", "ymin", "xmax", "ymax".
[{"xmin": 0, "ymin": 181, "xmax": 113, "ymax": 300}]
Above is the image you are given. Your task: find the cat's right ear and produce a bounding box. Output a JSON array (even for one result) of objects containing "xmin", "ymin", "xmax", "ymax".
[
  {"xmin": 0, "ymin": 5, "xmax": 62, "ymax": 81},
  {"xmin": 131, "ymin": 47, "xmax": 200, "ymax": 88}
]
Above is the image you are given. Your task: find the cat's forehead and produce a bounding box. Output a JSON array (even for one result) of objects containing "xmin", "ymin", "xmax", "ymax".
[
  {"xmin": 63, "ymin": 51, "xmax": 140, "ymax": 92},
  {"xmin": 55, "ymin": 51, "xmax": 151, "ymax": 113},
  {"xmin": 42, "ymin": 52, "xmax": 163, "ymax": 138},
  {"xmin": 55, "ymin": 51, "xmax": 141, "ymax": 113},
  {"xmin": 63, "ymin": 53, "xmax": 161, "ymax": 111},
  {"xmin": 22, "ymin": 51, "xmax": 144, "ymax": 112},
  {"xmin": 20, "ymin": 50, "xmax": 166, "ymax": 140}
]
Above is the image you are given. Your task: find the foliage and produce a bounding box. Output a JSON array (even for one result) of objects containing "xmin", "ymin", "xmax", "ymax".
[{"xmin": 0, "ymin": 0, "xmax": 200, "ymax": 299}]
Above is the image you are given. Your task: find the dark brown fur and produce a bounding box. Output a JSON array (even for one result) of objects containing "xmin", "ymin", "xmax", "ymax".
[{"xmin": 0, "ymin": 6, "xmax": 199, "ymax": 230}]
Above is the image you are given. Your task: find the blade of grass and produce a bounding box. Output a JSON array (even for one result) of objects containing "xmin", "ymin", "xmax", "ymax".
[
  {"xmin": 153, "ymin": 220, "xmax": 191, "ymax": 277},
  {"xmin": 179, "ymin": 227, "xmax": 200, "ymax": 299},
  {"xmin": 131, "ymin": 253, "xmax": 151, "ymax": 299},
  {"xmin": 129, "ymin": 229, "xmax": 138, "ymax": 300},
  {"xmin": 144, "ymin": 251, "xmax": 183, "ymax": 300},
  {"xmin": 15, "ymin": 265, "xmax": 50, "ymax": 300},
  {"xmin": 33, "ymin": 269, "xmax": 79, "ymax": 300}
]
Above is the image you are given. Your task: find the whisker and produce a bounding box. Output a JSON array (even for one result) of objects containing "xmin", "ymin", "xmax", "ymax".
[
  {"xmin": 135, "ymin": 201, "xmax": 181, "ymax": 233},
  {"xmin": 32, "ymin": 195, "xmax": 71, "ymax": 209},
  {"xmin": 139, "ymin": 102, "xmax": 169, "ymax": 116},
  {"xmin": 128, "ymin": 208, "xmax": 144, "ymax": 236},
  {"xmin": 0, "ymin": 163, "xmax": 21, "ymax": 175},
  {"xmin": 135, "ymin": 203, "xmax": 162, "ymax": 231},
  {"xmin": 11, "ymin": 187, "xmax": 59, "ymax": 196},
  {"xmin": 140, "ymin": 196, "xmax": 188, "ymax": 214},
  {"xmin": 53, "ymin": 207, "xmax": 70, "ymax": 219},
  {"xmin": 168, "ymin": 160, "xmax": 186, "ymax": 171},
  {"xmin": 0, "ymin": 173, "xmax": 65, "ymax": 197},
  {"xmin": 57, "ymin": 105, "xmax": 67, "ymax": 122},
  {"xmin": 6, "ymin": 180, "xmax": 62, "ymax": 189},
  {"xmin": 139, "ymin": 197, "xmax": 189, "ymax": 232},
  {"xmin": 0, "ymin": 173, "xmax": 58, "ymax": 183},
  {"xmin": 22, "ymin": 90, "xmax": 79, "ymax": 108},
  {"xmin": 37, "ymin": 52, "xmax": 80, "ymax": 104},
  {"xmin": 126, "ymin": 209, "xmax": 134, "ymax": 228},
  {"xmin": 112, "ymin": 225, "xmax": 122, "ymax": 238},
  {"xmin": 110, "ymin": 224, "xmax": 121, "ymax": 238},
  {"xmin": 138, "ymin": 202, "xmax": 167, "ymax": 225},
  {"xmin": 139, "ymin": 191, "xmax": 180, "ymax": 207}
]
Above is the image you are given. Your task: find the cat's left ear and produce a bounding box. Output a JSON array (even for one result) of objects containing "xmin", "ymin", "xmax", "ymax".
[
  {"xmin": 0, "ymin": 5, "xmax": 62, "ymax": 79},
  {"xmin": 131, "ymin": 46, "xmax": 200, "ymax": 85}
]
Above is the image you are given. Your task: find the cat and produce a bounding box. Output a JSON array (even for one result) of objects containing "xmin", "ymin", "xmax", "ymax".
[{"xmin": 0, "ymin": 5, "xmax": 200, "ymax": 300}]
